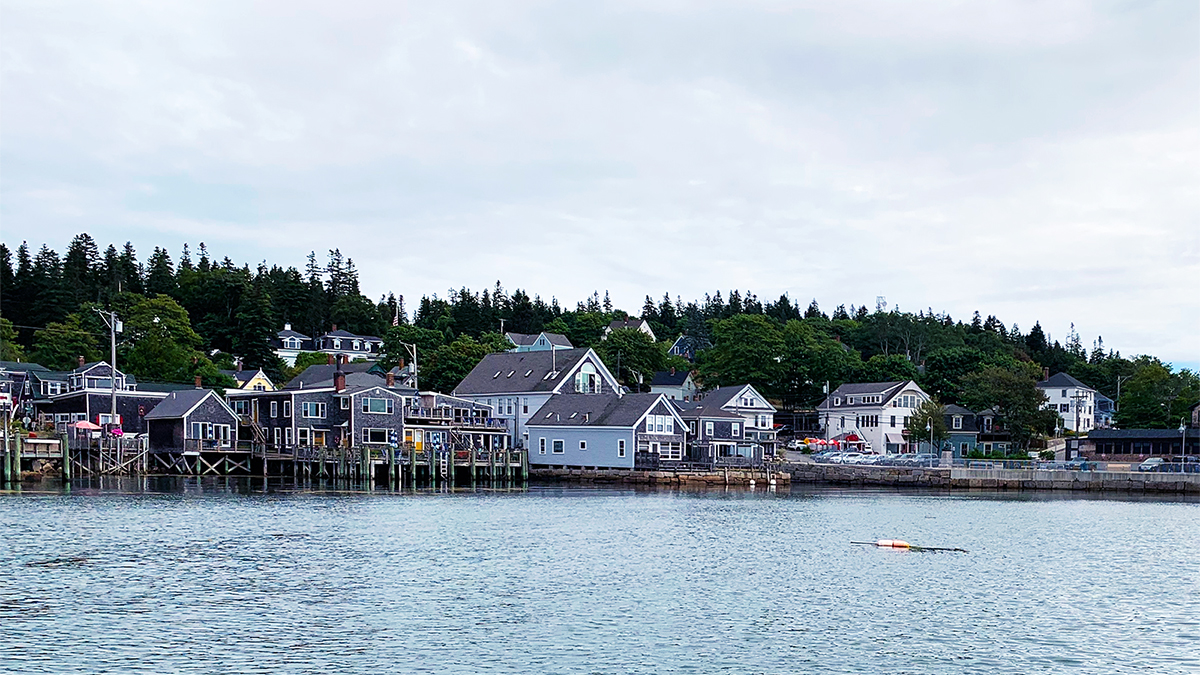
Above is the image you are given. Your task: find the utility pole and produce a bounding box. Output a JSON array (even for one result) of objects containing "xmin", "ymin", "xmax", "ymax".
[
  {"xmin": 399, "ymin": 342, "xmax": 418, "ymax": 391},
  {"xmin": 93, "ymin": 309, "xmax": 121, "ymax": 427},
  {"xmin": 1115, "ymin": 375, "xmax": 1132, "ymax": 415}
]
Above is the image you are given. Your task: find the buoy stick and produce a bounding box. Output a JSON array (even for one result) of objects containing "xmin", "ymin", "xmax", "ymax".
[{"xmin": 851, "ymin": 540, "xmax": 967, "ymax": 553}]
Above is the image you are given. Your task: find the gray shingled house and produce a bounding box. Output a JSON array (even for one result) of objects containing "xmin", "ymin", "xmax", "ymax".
[{"xmin": 525, "ymin": 392, "xmax": 687, "ymax": 469}]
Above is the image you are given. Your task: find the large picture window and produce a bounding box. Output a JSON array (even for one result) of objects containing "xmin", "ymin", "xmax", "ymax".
[
  {"xmin": 301, "ymin": 402, "xmax": 327, "ymax": 418},
  {"xmin": 361, "ymin": 428, "xmax": 389, "ymax": 444}
]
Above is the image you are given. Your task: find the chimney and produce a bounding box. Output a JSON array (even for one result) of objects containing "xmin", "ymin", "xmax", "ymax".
[
  {"xmin": 335, "ymin": 371, "xmax": 346, "ymax": 392},
  {"xmin": 670, "ymin": 367, "xmax": 675, "ymax": 376},
  {"xmin": 386, "ymin": 372, "xmax": 395, "ymax": 388},
  {"xmin": 194, "ymin": 375, "xmax": 203, "ymax": 389},
  {"xmin": 327, "ymin": 354, "xmax": 335, "ymax": 366},
  {"xmin": 78, "ymin": 355, "xmax": 85, "ymax": 369},
  {"xmin": 1042, "ymin": 367, "xmax": 1049, "ymax": 381},
  {"xmin": 331, "ymin": 324, "xmax": 337, "ymax": 332},
  {"xmin": 236, "ymin": 360, "xmax": 243, "ymax": 373},
  {"xmin": 398, "ymin": 358, "xmax": 405, "ymax": 369}
]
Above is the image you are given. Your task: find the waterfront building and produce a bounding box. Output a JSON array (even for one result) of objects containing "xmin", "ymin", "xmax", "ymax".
[
  {"xmin": 943, "ymin": 404, "xmax": 980, "ymax": 457},
  {"xmin": 29, "ymin": 359, "xmax": 184, "ymax": 434},
  {"xmin": 817, "ymin": 380, "xmax": 930, "ymax": 454},
  {"xmin": 1036, "ymin": 372, "xmax": 1096, "ymax": 433},
  {"xmin": 146, "ymin": 388, "xmax": 241, "ymax": 452},
  {"xmin": 695, "ymin": 384, "xmax": 778, "ymax": 454},
  {"xmin": 271, "ymin": 323, "xmax": 384, "ymax": 366},
  {"xmin": 452, "ymin": 347, "xmax": 620, "ymax": 449},
  {"xmin": 673, "ymin": 397, "xmax": 761, "ymax": 466},
  {"xmin": 525, "ymin": 392, "xmax": 686, "ymax": 469}
]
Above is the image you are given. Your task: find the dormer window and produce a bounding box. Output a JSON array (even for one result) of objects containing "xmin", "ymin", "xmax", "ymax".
[{"xmin": 834, "ymin": 397, "xmax": 841, "ymax": 406}]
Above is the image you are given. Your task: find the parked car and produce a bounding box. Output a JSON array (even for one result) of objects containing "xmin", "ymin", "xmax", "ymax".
[
  {"xmin": 1137, "ymin": 458, "xmax": 1165, "ymax": 472},
  {"xmin": 1064, "ymin": 457, "xmax": 1094, "ymax": 471}
]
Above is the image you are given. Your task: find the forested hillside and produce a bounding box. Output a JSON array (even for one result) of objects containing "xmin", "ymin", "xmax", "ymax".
[{"xmin": 1, "ymin": 235, "xmax": 1195, "ymax": 430}]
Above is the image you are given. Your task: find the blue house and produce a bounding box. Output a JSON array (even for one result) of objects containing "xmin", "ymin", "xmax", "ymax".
[
  {"xmin": 943, "ymin": 404, "xmax": 980, "ymax": 457},
  {"xmin": 525, "ymin": 393, "xmax": 687, "ymax": 469}
]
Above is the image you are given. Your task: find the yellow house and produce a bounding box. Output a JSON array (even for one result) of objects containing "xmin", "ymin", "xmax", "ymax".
[{"xmin": 221, "ymin": 368, "xmax": 276, "ymax": 392}]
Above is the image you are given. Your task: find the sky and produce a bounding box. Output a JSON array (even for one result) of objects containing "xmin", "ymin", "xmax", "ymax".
[{"xmin": 2, "ymin": 1, "xmax": 1197, "ymax": 370}]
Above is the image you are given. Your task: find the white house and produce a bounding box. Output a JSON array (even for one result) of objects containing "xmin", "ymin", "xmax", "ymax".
[
  {"xmin": 603, "ymin": 318, "xmax": 657, "ymax": 342},
  {"xmin": 1036, "ymin": 372, "xmax": 1096, "ymax": 433},
  {"xmin": 817, "ymin": 381, "xmax": 931, "ymax": 453}
]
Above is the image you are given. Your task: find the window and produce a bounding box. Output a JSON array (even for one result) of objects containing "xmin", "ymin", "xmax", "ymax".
[
  {"xmin": 232, "ymin": 400, "xmax": 250, "ymax": 415},
  {"xmin": 952, "ymin": 416, "xmax": 962, "ymax": 430},
  {"xmin": 217, "ymin": 425, "xmax": 231, "ymax": 446},
  {"xmin": 665, "ymin": 417, "xmax": 673, "ymax": 434},
  {"xmin": 273, "ymin": 427, "xmax": 281, "ymax": 446},
  {"xmin": 576, "ymin": 363, "xmax": 599, "ymax": 394},
  {"xmin": 523, "ymin": 398, "xmax": 528, "ymax": 414},
  {"xmin": 341, "ymin": 397, "xmax": 350, "ymax": 410},
  {"xmin": 98, "ymin": 413, "xmax": 121, "ymax": 426},
  {"xmin": 552, "ymin": 439, "xmax": 564, "ymax": 454},
  {"xmin": 891, "ymin": 415, "xmax": 896, "ymax": 428},
  {"xmin": 758, "ymin": 414, "xmax": 768, "ymax": 428},
  {"xmin": 834, "ymin": 398, "xmax": 841, "ymax": 406},
  {"xmin": 580, "ymin": 440, "xmax": 587, "ymax": 451},
  {"xmin": 362, "ymin": 397, "xmax": 394, "ymax": 414},
  {"xmin": 298, "ymin": 428, "xmax": 310, "ymax": 445},
  {"xmin": 301, "ymin": 402, "xmax": 327, "ymax": 418},
  {"xmin": 1060, "ymin": 404, "xmax": 1070, "ymax": 412},
  {"xmin": 618, "ymin": 439, "xmax": 626, "ymax": 457},
  {"xmin": 1062, "ymin": 389, "xmax": 1068, "ymax": 398},
  {"xmin": 284, "ymin": 427, "xmax": 293, "ymax": 445},
  {"xmin": 507, "ymin": 399, "xmax": 514, "ymax": 415},
  {"xmin": 705, "ymin": 421, "xmax": 714, "ymax": 437},
  {"xmin": 270, "ymin": 401, "xmax": 278, "ymax": 418},
  {"xmin": 539, "ymin": 438, "xmax": 546, "ymax": 455},
  {"xmin": 361, "ymin": 428, "xmax": 388, "ymax": 444},
  {"xmin": 961, "ymin": 443, "xmax": 968, "ymax": 452},
  {"xmin": 732, "ymin": 422, "xmax": 740, "ymax": 437},
  {"xmin": 283, "ymin": 401, "xmax": 291, "ymax": 418}
]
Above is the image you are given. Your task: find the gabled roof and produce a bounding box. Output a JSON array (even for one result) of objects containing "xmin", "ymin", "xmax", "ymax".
[
  {"xmin": 671, "ymin": 399, "xmax": 742, "ymax": 420},
  {"xmin": 608, "ymin": 318, "xmax": 649, "ymax": 332},
  {"xmin": 817, "ymin": 381, "xmax": 913, "ymax": 410},
  {"xmin": 1037, "ymin": 372, "xmax": 1094, "ymax": 391},
  {"xmin": 322, "ymin": 329, "xmax": 382, "ymax": 341},
  {"xmin": 943, "ymin": 404, "xmax": 976, "ymax": 416},
  {"xmin": 527, "ymin": 393, "xmax": 674, "ymax": 428},
  {"xmin": 135, "ymin": 382, "xmax": 200, "ymax": 394},
  {"xmin": 650, "ymin": 370, "xmax": 691, "ymax": 386},
  {"xmin": 453, "ymin": 348, "xmax": 602, "ymax": 396},
  {"xmin": 277, "ymin": 328, "xmax": 310, "ymax": 339},
  {"xmin": 506, "ymin": 332, "xmax": 572, "ymax": 348},
  {"xmin": 702, "ymin": 384, "xmax": 777, "ymax": 412},
  {"xmin": 285, "ymin": 363, "xmax": 379, "ymax": 389},
  {"xmin": 145, "ymin": 389, "xmax": 226, "ymax": 420},
  {"xmin": 0, "ymin": 361, "xmax": 50, "ymax": 373},
  {"xmin": 219, "ymin": 369, "xmax": 266, "ymax": 384}
]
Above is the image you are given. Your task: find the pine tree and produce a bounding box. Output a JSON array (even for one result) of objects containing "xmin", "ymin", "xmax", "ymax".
[
  {"xmin": 145, "ymin": 247, "xmax": 178, "ymax": 297},
  {"xmin": 61, "ymin": 233, "xmax": 101, "ymax": 309}
]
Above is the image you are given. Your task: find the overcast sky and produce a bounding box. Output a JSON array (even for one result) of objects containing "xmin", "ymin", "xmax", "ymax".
[{"xmin": 2, "ymin": 1, "xmax": 1197, "ymax": 369}]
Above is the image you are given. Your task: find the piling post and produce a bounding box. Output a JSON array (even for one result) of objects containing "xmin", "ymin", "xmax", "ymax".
[{"xmin": 61, "ymin": 433, "xmax": 71, "ymax": 483}]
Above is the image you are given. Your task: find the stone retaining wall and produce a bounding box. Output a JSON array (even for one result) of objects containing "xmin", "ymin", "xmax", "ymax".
[
  {"xmin": 784, "ymin": 463, "xmax": 1200, "ymax": 493},
  {"xmin": 529, "ymin": 467, "xmax": 791, "ymax": 486}
]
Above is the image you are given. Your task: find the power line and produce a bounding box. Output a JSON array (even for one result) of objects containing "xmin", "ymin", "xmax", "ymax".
[{"xmin": 5, "ymin": 323, "xmax": 111, "ymax": 338}]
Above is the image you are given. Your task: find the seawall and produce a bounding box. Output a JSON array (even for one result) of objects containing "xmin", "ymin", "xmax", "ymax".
[
  {"xmin": 785, "ymin": 463, "xmax": 1200, "ymax": 493},
  {"xmin": 529, "ymin": 467, "xmax": 790, "ymax": 486}
]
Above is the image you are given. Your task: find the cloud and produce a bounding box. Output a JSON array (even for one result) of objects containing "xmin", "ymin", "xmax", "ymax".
[{"xmin": 1, "ymin": 0, "xmax": 1196, "ymax": 366}]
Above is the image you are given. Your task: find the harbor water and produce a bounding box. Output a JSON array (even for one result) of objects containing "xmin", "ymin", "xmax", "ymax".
[{"xmin": 1, "ymin": 481, "xmax": 1197, "ymax": 674}]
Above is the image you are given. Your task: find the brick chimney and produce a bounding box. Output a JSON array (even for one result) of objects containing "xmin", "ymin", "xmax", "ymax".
[
  {"xmin": 78, "ymin": 355, "xmax": 85, "ymax": 369},
  {"xmin": 236, "ymin": 360, "xmax": 243, "ymax": 372},
  {"xmin": 194, "ymin": 375, "xmax": 203, "ymax": 388},
  {"xmin": 331, "ymin": 324, "xmax": 337, "ymax": 332},
  {"xmin": 398, "ymin": 358, "xmax": 405, "ymax": 369},
  {"xmin": 386, "ymin": 372, "xmax": 395, "ymax": 388},
  {"xmin": 1042, "ymin": 367, "xmax": 1049, "ymax": 381},
  {"xmin": 327, "ymin": 354, "xmax": 335, "ymax": 365},
  {"xmin": 334, "ymin": 371, "xmax": 346, "ymax": 392}
]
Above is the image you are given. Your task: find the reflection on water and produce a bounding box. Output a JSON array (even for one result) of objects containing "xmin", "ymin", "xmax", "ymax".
[{"xmin": 1, "ymin": 481, "xmax": 1197, "ymax": 674}]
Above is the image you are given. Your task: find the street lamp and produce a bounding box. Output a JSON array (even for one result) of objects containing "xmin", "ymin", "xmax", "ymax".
[
  {"xmin": 1180, "ymin": 418, "xmax": 1187, "ymax": 474},
  {"xmin": 926, "ymin": 420, "xmax": 932, "ymax": 454}
]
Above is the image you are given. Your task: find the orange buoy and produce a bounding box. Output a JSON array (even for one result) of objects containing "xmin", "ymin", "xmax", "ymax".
[{"xmin": 875, "ymin": 539, "xmax": 911, "ymax": 549}]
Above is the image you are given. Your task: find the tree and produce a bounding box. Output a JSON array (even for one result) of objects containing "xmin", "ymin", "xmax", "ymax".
[
  {"xmin": 595, "ymin": 327, "xmax": 664, "ymax": 390},
  {"xmin": 962, "ymin": 366, "xmax": 1057, "ymax": 449},
  {"xmin": 1116, "ymin": 360, "xmax": 1198, "ymax": 429},
  {"xmin": 120, "ymin": 295, "xmax": 206, "ymax": 383},
  {"xmin": 698, "ymin": 314, "xmax": 784, "ymax": 396},
  {"xmin": 0, "ymin": 318, "xmax": 26, "ymax": 361},
  {"xmin": 233, "ymin": 282, "xmax": 283, "ymax": 379},
  {"xmin": 420, "ymin": 335, "xmax": 506, "ymax": 393},
  {"xmin": 904, "ymin": 400, "xmax": 948, "ymax": 451},
  {"xmin": 857, "ymin": 354, "xmax": 919, "ymax": 383},
  {"xmin": 382, "ymin": 324, "xmax": 446, "ymax": 369},
  {"xmin": 31, "ymin": 314, "xmax": 100, "ymax": 370}
]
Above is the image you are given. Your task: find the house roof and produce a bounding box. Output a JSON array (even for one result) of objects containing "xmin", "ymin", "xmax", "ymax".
[
  {"xmin": 650, "ymin": 370, "xmax": 691, "ymax": 387},
  {"xmin": 285, "ymin": 363, "xmax": 379, "ymax": 389},
  {"xmin": 671, "ymin": 399, "xmax": 742, "ymax": 420},
  {"xmin": 506, "ymin": 332, "xmax": 573, "ymax": 348},
  {"xmin": 943, "ymin": 404, "xmax": 975, "ymax": 416},
  {"xmin": 817, "ymin": 381, "xmax": 910, "ymax": 410},
  {"xmin": 277, "ymin": 328, "xmax": 310, "ymax": 339},
  {"xmin": 453, "ymin": 348, "xmax": 595, "ymax": 396},
  {"xmin": 1088, "ymin": 428, "xmax": 1189, "ymax": 440},
  {"xmin": 527, "ymin": 393, "xmax": 669, "ymax": 428},
  {"xmin": 219, "ymin": 369, "xmax": 263, "ymax": 384},
  {"xmin": 144, "ymin": 389, "xmax": 219, "ymax": 419},
  {"xmin": 608, "ymin": 319, "xmax": 648, "ymax": 332},
  {"xmin": 0, "ymin": 361, "xmax": 50, "ymax": 373},
  {"xmin": 136, "ymin": 382, "xmax": 202, "ymax": 394},
  {"xmin": 702, "ymin": 385, "xmax": 777, "ymax": 412},
  {"xmin": 1037, "ymin": 372, "xmax": 1094, "ymax": 391},
  {"xmin": 322, "ymin": 329, "xmax": 382, "ymax": 341}
]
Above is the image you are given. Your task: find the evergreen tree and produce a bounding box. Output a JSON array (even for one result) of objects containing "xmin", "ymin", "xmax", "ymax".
[
  {"xmin": 233, "ymin": 281, "xmax": 283, "ymax": 379},
  {"xmin": 145, "ymin": 247, "xmax": 178, "ymax": 297},
  {"xmin": 61, "ymin": 233, "xmax": 101, "ymax": 308}
]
